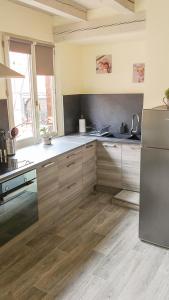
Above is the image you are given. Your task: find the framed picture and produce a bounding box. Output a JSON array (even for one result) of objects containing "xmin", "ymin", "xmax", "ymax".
[
  {"xmin": 133, "ymin": 63, "xmax": 145, "ymax": 83},
  {"xmin": 96, "ymin": 55, "xmax": 112, "ymax": 74}
]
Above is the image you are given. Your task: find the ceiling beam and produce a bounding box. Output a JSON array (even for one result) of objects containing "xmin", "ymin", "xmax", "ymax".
[
  {"xmin": 10, "ymin": 0, "xmax": 87, "ymax": 21},
  {"xmin": 53, "ymin": 11, "xmax": 145, "ymax": 43}
]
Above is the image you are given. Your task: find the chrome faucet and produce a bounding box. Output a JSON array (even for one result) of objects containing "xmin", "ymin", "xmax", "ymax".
[{"xmin": 131, "ymin": 114, "xmax": 139, "ymax": 135}]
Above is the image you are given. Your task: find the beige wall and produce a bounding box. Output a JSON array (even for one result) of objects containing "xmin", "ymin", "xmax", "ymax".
[
  {"xmin": 144, "ymin": 0, "xmax": 169, "ymax": 108},
  {"xmin": 81, "ymin": 39, "xmax": 145, "ymax": 94},
  {"xmin": 55, "ymin": 43, "xmax": 83, "ymax": 95},
  {"xmin": 0, "ymin": 0, "xmax": 53, "ymax": 42},
  {"xmin": 135, "ymin": 0, "xmax": 147, "ymax": 12},
  {"xmin": 56, "ymin": 39, "xmax": 145, "ymax": 96},
  {"xmin": 0, "ymin": 0, "xmax": 53, "ymax": 99}
]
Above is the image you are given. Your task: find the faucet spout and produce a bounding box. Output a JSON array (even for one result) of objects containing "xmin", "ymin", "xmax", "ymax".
[{"xmin": 131, "ymin": 114, "xmax": 139, "ymax": 135}]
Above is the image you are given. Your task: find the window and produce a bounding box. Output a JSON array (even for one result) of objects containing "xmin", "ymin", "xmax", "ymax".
[
  {"xmin": 37, "ymin": 75, "xmax": 54, "ymax": 129},
  {"xmin": 7, "ymin": 37, "xmax": 56, "ymax": 146},
  {"xmin": 35, "ymin": 44, "xmax": 55, "ymax": 131}
]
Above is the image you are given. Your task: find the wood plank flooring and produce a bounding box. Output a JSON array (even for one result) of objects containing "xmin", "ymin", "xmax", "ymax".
[{"xmin": 0, "ymin": 192, "xmax": 169, "ymax": 300}]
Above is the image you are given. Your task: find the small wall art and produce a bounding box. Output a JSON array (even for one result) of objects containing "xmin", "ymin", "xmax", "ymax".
[
  {"xmin": 133, "ymin": 63, "xmax": 145, "ymax": 83},
  {"xmin": 96, "ymin": 55, "xmax": 112, "ymax": 74}
]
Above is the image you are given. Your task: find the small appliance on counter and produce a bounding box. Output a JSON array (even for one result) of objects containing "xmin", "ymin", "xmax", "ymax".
[
  {"xmin": 6, "ymin": 137, "xmax": 15, "ymax": 156},
  {"xmin": 0, "ymin": 129, "xmax": 7, "ymax": 163},
  {"xmin": 79, "ymin": 115, "xmax": 86, "ymax": 133},
  {"xmin": 6, "ymin": 127, "xmax": 19, "ymax": 156}
]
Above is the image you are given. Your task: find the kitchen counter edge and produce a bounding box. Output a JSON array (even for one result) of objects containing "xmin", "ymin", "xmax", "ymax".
[{"xmin": 0, "ymin": 135, "xmax": 141, "ymax": 183}]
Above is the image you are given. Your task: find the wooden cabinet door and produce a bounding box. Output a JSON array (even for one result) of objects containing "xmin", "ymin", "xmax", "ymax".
[
  {"xmin": 37, "ymin": 158, "xmax": 59, "ymax": 218},
  {"xmin": 122, "ymin": 144, "xmax": 141, "ymax": 192},
  {"xmin": 58, "ymin": 147, "xmax": 83, "ymax": 211},
  {"xmin": 82, "ymin": 142, "xmax": 96, "ymax": 163},
  {"xmin": 82, "ymin": 142, "xmax": 96, "ymax": 195},
  {"xmin": 97, "ymin": 142, "xmax": 122, "ymax": 188}
]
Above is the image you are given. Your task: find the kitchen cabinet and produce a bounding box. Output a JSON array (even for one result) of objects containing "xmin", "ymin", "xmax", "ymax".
[
  {"xmin": 36, "ymin": 140, "xmax": 141, "ymax": 219},
  {"xmin": 97, "ymin": 142, "xmax": 141, "ymax": 192},
  {"xmin": 82, "ymin": 142, "xmax": 96, "ymax": 196},
  {"xmin": 121, "ymin": 144, "xmax": 141, "ymax": 192},
  {"xmin": 97, "ymin": 142, "xmax": 122, "ymax": 188},
  {"xmin": 37, "ymin": 158, "xmax": 59, "ymax": 218},
  {"xmin": 58, "ymin": 146, "xmax": 83, "ymax": 213}
]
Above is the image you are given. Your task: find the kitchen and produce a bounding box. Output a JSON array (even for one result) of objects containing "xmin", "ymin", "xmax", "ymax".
[{"xmin": 0, "ymin": 0, "xmax": 169, "ymax": 299}]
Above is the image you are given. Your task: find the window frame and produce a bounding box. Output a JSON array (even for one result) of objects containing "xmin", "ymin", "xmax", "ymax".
[{"xmin": 3, "ymin": 34, "xmax": 57, "ymax": 149}]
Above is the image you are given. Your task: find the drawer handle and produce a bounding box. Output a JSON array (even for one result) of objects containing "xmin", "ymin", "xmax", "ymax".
[
  {"xmin": 86, "ymin": 144, "xmax": 94, "ymax": 149},
  {"xmin": 104, "ymin": 144, "xmax": 117, "ymax": 148},
  {"xmin": 67, "ymin": 162, "xmax": 75, "ymax": 168},
  {"xmin": 42, "ymin": 161, "xmax": 56, "ymax": 168},
  {"xmin": 67, "ymin": 182, "xmax": 76, "ymax": 189},
  {"xmin": 66, "ymin": 153, "xmax": 76, "ymax": 159}
]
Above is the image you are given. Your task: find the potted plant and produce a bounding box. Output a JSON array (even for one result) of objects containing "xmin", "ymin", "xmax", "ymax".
[
  {"xmin": 163, "ymin": 88, "xmax": 169, "ymax": 108},
  {"xmin": 40, "ymin": 126, "xmax": 53, "ymax": 145}
]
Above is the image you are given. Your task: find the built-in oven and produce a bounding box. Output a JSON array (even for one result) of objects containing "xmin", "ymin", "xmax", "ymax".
[{"xmin": 0, "ymin": 169, "xmax": 38, "ymax": 246}]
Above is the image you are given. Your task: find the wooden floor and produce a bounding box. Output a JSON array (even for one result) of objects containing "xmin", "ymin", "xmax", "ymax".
[{"xmin": 0, "ymin": 192, "xmax": 169, "ymax": 300}]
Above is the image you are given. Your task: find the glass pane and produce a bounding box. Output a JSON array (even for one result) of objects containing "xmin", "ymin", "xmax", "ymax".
[
  {"xmin": 9, "ymin": 52, "xmax": 33, "ymax": 140},
  {"xmin": 37, "ymin": 75, "xmax": 54, "ymax": 131}
]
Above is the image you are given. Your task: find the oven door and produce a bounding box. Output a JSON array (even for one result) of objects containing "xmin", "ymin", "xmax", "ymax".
[{"xmin": 0, "ymin": 178, "xmax": 38, "ymax": 246}]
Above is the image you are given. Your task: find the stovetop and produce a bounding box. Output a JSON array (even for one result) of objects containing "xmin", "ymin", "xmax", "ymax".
[{"xmin": 0, "ymin": 158, "xmax": 33, "ymax": 175}]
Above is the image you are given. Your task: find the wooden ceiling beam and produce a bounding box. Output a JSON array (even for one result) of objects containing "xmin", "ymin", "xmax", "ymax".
[{"xmin": 10, "ymin": 0, "xmax": 87, "ymax": 20}]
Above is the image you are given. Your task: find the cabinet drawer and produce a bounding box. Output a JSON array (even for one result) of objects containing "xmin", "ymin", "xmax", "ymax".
[
  {"xmin": 83, "ymin": 142, "xmax": 96, "ymax": 163},
  {"xmin": 122, "ymin": 144, "xmax": 141, "ymax": 164},
  {"xmin": 59, "ymin": 160, "xmax": 82, "ymax": 188},
  {"xmin": 97, "ymin": 142, "xmax": 121, "ymax": 165},
  {"xmin": 37, "ymin": 159, "xmax": 58, "ymax": 200},
  {"xmin": 59, "ymin": 178, "xmax": 83, "ymax": 206},
  {"xmin": 58, "ymin": 147, "xmax": 82, "ymax": 168}
]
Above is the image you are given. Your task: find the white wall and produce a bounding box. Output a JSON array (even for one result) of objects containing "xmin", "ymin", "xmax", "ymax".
[{"xmin": 144, "ymin": 0, "xmax": 169, "ymax": 108}]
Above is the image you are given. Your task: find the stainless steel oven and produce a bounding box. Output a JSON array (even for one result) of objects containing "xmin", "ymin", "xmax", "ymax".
[{"xmin": 0, "ymin": 169, "xmax": 38, "ymax": 246}]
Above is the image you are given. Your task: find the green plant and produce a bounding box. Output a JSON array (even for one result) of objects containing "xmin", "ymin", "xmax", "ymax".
[
  {"xmin": 40, "ymin": 126, "xmax": 52, "ymax": 138},
  {"xmin": 165, "ymin": 88, "xmax": 169, "ymax": 99},
  {"xmin": 40, "ymin": 126, "xmax": 56, "ymax": 138}
]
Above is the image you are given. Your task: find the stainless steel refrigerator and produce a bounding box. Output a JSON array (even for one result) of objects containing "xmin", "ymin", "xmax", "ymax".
[{"xmin": 139, "ymin": 107, "xmax": 169, "ymax": 248}]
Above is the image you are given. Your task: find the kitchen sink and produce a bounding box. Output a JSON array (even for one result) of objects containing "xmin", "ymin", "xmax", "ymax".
[
  {"xmin": 106, "ymin": 133, "xmax": 141, "ymax": 140},
  {"xmin": 88, "ymin": 132, "xmax": 141, "ymax": 141}
]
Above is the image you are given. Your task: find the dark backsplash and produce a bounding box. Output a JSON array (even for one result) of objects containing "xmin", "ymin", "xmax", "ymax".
[
  {"xmin": 63, "ymin": 95, "xmax": 81, "ymax": 135},
  {"xmin": 63, "ymin": 94, "xmax": 143, "ymax": 135},
  {"xmin": 0, "ymin": 100, "xmax": 9, "ymax": 131}
]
